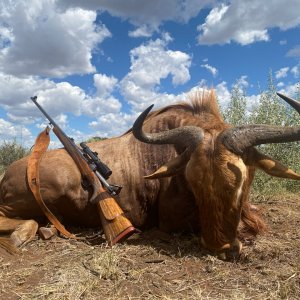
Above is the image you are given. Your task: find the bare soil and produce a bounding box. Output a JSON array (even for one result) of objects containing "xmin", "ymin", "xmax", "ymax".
[{"xmin": 0, "ymin": 195, "xmax": 299, "ymax": 300}]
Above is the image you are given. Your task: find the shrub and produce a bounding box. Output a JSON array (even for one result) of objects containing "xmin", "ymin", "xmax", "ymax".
[
  {"xmin": 223, "ymin": 73, "xmax": 300, "ymax": 195},
  {"xmin": 85, "ymin": 136, "xmax": 107, "ymax": 143},
  {"xmin": 0, "ymin": 140, "xmax": 29, "ymax": 173}
]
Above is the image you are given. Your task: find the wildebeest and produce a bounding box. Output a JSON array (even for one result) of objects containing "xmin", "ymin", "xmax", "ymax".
[{"xmin": 0, "ymin": 91, "xmax": 299, "ymax": 259}]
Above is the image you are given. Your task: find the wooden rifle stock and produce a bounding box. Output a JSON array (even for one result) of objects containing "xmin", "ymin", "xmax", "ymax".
[{"xmin": 52, "ymin": 127, "xmax": 136, "ymax": 245}]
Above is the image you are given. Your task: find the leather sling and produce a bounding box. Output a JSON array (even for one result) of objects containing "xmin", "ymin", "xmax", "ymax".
[{"xmin": 27, "ymin": 127, "xmax": 76, "ymax": 239}]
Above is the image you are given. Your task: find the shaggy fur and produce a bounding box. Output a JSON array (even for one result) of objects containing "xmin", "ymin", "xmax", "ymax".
[{"xmin": 0, "ymin": 90, "xmax": 297, "ymax": 257}]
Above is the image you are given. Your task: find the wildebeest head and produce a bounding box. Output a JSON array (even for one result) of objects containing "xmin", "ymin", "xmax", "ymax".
[{"xmin": 132, "ymin": 91, "xmax": 300, "ymax": 259}]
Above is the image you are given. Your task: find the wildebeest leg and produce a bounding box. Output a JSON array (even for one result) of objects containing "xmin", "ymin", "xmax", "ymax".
[{"xmin": 0, "ymin": 216, "xmax": 38, "ymax": 253}]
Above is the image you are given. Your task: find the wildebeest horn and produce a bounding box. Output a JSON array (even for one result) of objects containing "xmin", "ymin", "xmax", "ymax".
[
  {"xmin": 221, "ymin": 93, "xmax": 300, "ymax": 155},
  {"xmin": 132, "ymin": 105, "xmax": 204, "ymax": 178},
  {"xmin": 277, "ymin": 92, "xmax": 300, "ymax": 113}
]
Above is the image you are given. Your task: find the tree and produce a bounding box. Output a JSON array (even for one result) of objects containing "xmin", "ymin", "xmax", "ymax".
[
  {"xmin": 249, "ymin": 71, "xmax": 299, "ymax": 194},
  {"xmin": 223, "ymin": 71, "xmax": 299, "ymax": 194},
  {"xmin": 223, "ymin": 83, "xmax": 247, "ymax": 126}
]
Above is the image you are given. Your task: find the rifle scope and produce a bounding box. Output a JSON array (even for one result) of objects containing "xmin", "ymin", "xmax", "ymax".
[{"xmin": 80, "ymin": 142, "xmax": 112, "ymax": 180}]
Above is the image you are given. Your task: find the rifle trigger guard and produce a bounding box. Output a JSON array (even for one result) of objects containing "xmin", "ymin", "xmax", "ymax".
[{"xmin": 81, "ymin": 177, "xmax": 91, "ymax": 189}]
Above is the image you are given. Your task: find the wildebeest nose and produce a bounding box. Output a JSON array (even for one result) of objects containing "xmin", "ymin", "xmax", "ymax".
[{"xmin": 217, "ymin": 240, "xmax": 242, "ymax": 261}]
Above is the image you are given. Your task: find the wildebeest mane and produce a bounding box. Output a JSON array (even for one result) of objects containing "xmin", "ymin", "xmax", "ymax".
[
  {"xmin": 156, "ymin": 90, "xmax": 223, "ymax": 119},
  {"xmin": 124, "ymin": 90, "xmax": 226, "ymax": 135}
]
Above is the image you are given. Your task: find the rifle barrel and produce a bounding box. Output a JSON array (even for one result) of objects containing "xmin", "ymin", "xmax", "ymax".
[{"xmin": 31, "ymin": 96, "xmax": 60, "ymax": 129}]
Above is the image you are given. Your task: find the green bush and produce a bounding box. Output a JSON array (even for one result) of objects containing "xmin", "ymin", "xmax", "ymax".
[
  {"xmin": 223, "ymin": 73, "xmax": 300, "ymax": 195},
  {"xmin": 0, "ymin": 140, "xmax": 29, "ymax": 173},
  {"xmin": 85, "ymin": 136, "xmax": 107, "ymax": 143}
]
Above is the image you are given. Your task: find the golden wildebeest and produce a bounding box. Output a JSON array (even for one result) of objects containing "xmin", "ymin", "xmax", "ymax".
[{"xmin": 0, "ymin": 91, "xmax": 299, "ymax": 259}]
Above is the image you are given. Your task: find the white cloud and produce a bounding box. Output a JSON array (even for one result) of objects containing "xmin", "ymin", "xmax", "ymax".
[
  {"xmin": 0, "ymin": 0, "xmax": 111, "ymax": 77},
  {"xmin": 275, "ymin": 67, "xmax": 290, "ymax": 79},
  {"xmin": 287, "ymin": 45, "xmax": 300, "ymax": 58},
  {"xmin": 277, "ymin": 82, "xmax": 285, "ymax": 88},
  {"xmin": 214, "ymin": 81, "xmax": 232, "ymax": 108},
  {"xmin": 279, "ymin": 40, "xmax": 287, "ymax": 45},
  {"xmin": 89, "ymin": 112, "xmax": 138, "ymax": 137},
  {"xmin": 128, "ymin": 24, "xmax": 155, "ymax": 38},
  {"xmin": 82, "ymin": 96, "xmax": 122, "ymax": 119},
  {"xmin": 94, "ymin": 74, "xmax": 118, "ymax": 97},
  {"xmin": 81, "ymin": 73, "xmax": 122, "ymax": 118},
  {"xmin": 0, "ymin": 70, "xmax": 127, "ymax": 140},
  {"xmin": 197, "ymin": 0, "xmax": 300, "ymax": 45},
  {"xmin": 235, "ymin": 75, "xmax": 249, "ymax": 89},
  {"xmin": 120, "ymin": 35, "xmax": 191, "ymax": 111},
  {"xmin": 201, "ymin": 63, "xmax": 218, "ymax": 77},
  {"xmin": 277, "ymin": 83, "xmax": 300, "ymax": 99},
  {"xmin": 58, "ymin": 0, "xmax": 213, "ymax": 37},
  {"xmin": 0, "ymin": 74, "xmax": 85, "ymax": 123},
  {"xmin": 0, "ymin": 72, "xmax": 122, "ymax": 126},
  {"xmin": 0, "ymin": 118, "xmax": 32, "ymax": 145},
  {"xmin": 291, "ymin": 65, "xmax": 299, "ymax": 78}
]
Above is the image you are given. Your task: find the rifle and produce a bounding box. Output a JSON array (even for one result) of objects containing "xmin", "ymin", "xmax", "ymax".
[
  {"xmin": 31, "ymin": 96, "xmax": 136, "ymax": 245},
  {"xmin": 80, "ymin": 142, "xmax": 121, "ymax": 196}
]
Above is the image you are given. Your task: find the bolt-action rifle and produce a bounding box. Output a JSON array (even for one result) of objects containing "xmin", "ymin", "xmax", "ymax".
[{"xmin": 31, "ymin": 96, "xmax": 136, "ymax": 245}]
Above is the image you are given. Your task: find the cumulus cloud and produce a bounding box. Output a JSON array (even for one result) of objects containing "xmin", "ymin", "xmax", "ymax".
[
  {"xmin": 0, "ymin": 118, "xmax": 32, "ymax": 144},
  {"xmin": 0, "ymin": 71, "xmax": 127, "ymax": 140},
  {"xmin": 58, "ymin": 0, "xmax": 213, "ymax": 36},
  {"xmin": 0, "ymin": 72, "xmax": 122, "ymax": 128},
  {"xmin": 94, "ymin": 74, "xmax": 118, "ymax": 97},
  {"xmin": 81, "ymin": 73, "xmax": 122, "ymax": 118},
  {"xmin": 201, "ymin": 63, "xmax": 218, "ymax": 77},
  {"xmin": 0, "ymin": 73, "xmax": 86, "ymax": 123},
  {"xmin": 275, "ymin": 67, "xmax": 290, "ymax": 79},
  {"xmin": 128, "ymin": 25, "xmax": 155, "ymax": 38},
  {"xmin": 214, "ymin": 81, "xmax": 232, "ymax": 108},
  {"xmin": 120, "ymin": 34, "xmax": 191, "ymax": 111},
  {"xmin": 89, "ymin": 112, "xmax": 138, "ymax": 137},
  {"xmin": 197, "ymin": 0, "xmax": 300, "ymax": 45},
  {"xmin": 0, "ymin": 0, "xmax": 111, "ymax": 77}
]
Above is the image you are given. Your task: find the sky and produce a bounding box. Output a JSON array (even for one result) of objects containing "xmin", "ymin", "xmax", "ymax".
[{"xmin": 0, "ymin": 0, "xmax": 300, "ymax": 148}]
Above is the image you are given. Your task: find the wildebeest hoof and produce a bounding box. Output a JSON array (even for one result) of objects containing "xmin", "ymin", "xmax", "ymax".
[{"xmin": 38, "ymin": 226, "xmax": 58, "ymax": 240}]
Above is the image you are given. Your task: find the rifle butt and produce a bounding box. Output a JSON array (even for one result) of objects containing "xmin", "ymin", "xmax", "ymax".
[{"xmin": 94, "ymin": 193, "xmax": 136, "ymax": 246}]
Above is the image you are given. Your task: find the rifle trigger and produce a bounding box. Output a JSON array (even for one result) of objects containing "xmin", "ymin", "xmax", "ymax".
[{"xmin": 81, "ymin": 177, "xmax": 90, "ymax": 189}]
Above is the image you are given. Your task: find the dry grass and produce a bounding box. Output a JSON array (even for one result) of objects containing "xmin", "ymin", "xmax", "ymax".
[{"xmin": 0, "ymin": 195, "xmax": 299, "ymax": 299}]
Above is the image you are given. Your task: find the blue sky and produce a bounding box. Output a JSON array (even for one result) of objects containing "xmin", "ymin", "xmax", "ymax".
[{"xmin": 0, "ymin": 0, "xmax": 299, "ymax": 147}]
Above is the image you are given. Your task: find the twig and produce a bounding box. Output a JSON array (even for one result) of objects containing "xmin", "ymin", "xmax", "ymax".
[
  {"xmin": 283, "ymin": 272, "xmax": 297, "ymax": 282},
  {"xmin": 145, "ymin": 259, "xmax": 165, "ymax": 264}
]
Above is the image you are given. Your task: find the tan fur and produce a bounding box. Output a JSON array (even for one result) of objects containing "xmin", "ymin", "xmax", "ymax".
[{"xmin": 0, "ymin": 90, "xmax": 297, "ymax": 258}]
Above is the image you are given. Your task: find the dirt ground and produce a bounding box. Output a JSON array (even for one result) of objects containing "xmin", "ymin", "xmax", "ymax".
[{"xmin": 0, "ymin": 195, "xmax": 299, "ymax": 300}]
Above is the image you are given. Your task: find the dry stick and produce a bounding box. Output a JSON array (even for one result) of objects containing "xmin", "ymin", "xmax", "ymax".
[{"xmin": 283, "ymin": 272, "xmax": 297, "ymax": 282}]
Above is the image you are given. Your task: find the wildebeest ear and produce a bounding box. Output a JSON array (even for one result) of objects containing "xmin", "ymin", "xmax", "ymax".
[
  {"xmin": 244, "ymin": 147, "xmax": 300, "ymax": 180},
  {"xmin": 145, "ymin": 154, "xmax": 188, "ymax": 179}
]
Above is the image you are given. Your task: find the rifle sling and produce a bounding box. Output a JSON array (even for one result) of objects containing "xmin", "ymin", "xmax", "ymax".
[{"xmin": 27, "ymin": 127, "xmax": 77, "ymax": 239}]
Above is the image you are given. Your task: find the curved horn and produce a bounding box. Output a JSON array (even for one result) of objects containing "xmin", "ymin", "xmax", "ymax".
[
  {"xmin": 221, "ymin": 93, "xmax": 300, "ymax": 155},
  {"xmin": 133, "ymin": 105, "xmax": 204, "ymax": 147},
  {"xmin": 132, "ymin": 105, "xmax": 204, "ymax": 178},
  {"xmin": 277, "ymin": 92, "xmax": 300, "ymax": 114}
]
